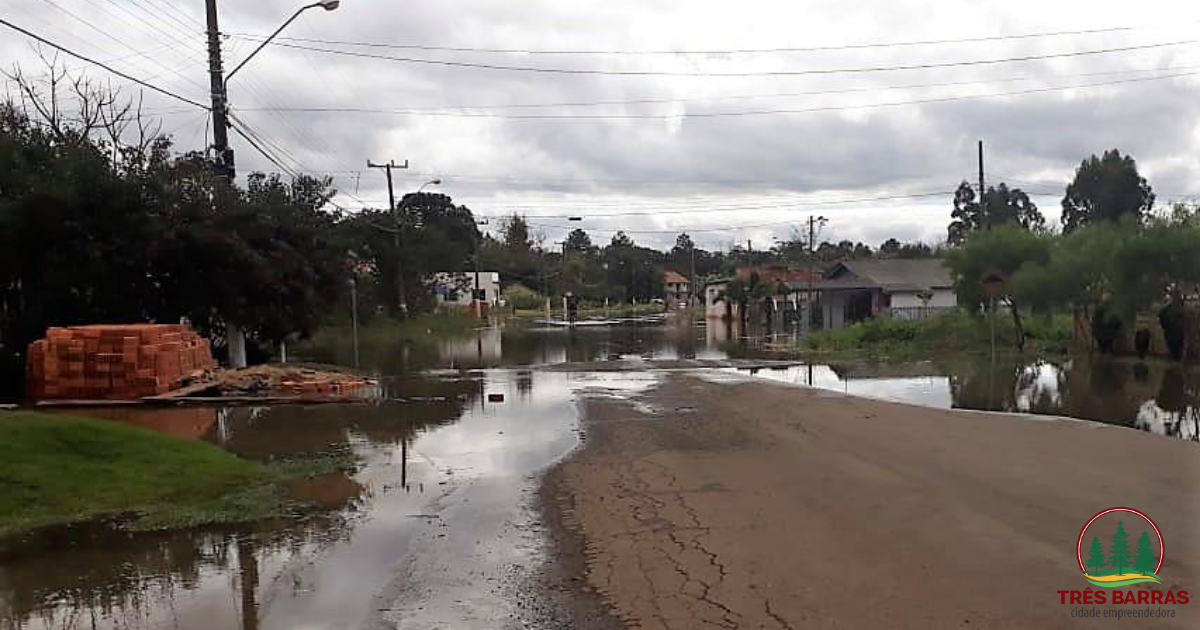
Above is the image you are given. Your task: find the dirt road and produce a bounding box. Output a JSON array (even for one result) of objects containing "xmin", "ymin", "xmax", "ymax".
[{"xmin": 542, "ymin": 372, "xmax": 1200, "ymax": 629}]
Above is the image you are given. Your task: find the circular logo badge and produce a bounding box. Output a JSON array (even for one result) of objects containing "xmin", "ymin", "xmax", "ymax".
[{"xmin": 1077, "ymin": 507, "xmax": 1163, "ymax": 587}]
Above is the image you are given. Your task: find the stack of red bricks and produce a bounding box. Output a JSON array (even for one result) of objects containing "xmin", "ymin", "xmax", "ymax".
[{"xmin": 26, "ymin": 324, "xmax": 217, "ymax": 401}]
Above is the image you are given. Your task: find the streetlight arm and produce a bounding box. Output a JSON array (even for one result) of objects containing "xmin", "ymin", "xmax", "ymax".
[{"xmin": 225, "ymin": 2, "xmax": 324, "ymax": 84}]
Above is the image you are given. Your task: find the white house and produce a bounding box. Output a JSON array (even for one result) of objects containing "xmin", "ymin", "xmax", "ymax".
[{"xmin": 432, "ymin": 271, "xmax": 502, "ymax": 307}]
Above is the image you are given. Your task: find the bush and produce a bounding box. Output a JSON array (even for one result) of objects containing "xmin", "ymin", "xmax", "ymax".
[
  {"xmin": 1134, "ymin": 328, "xmax": 1152, "ymax": 359},
  {"xmin": 1159, "ymin": 302, "xmax": 1188, "ymax": 361},
  {"xmin": 505, "ymin": 284, "xmax": 544, "ymax": 310},
  {"xmin": 1091, "ymin": 304, "xmax": 1124, "ymax": 353}
]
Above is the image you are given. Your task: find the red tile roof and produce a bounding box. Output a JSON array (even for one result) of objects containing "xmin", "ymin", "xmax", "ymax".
[{"xmin": 664, "ymin": 270, "xmax": 691, "ymax": 284}]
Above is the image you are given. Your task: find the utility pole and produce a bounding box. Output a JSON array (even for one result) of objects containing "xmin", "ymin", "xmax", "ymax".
[
  {"xmin": 474, "ymin": 219, "xmax": 489, "ymax": 318},
  {"xmin": 368, "ymin": 159, "xmax": 409, "ymax": 315},
  {"xmin": 978, "ymin": 139, "xmax": 987, "ymax": 229},
  {"xmin": 807, "ymin": 216, "xmax": 827, "ymax": 334},
  {"xmin": 205, "ymin": 0, "xmax": 233, "ymax": 178},
  {"xmin": 205, "ymin": 0, "xmax": 247, "ymax": 367},
  {"xmin": 689, "ymin": 242, "xmax": 697, "ymax": 308}
]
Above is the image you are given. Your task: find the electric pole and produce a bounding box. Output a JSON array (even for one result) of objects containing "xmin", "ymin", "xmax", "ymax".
[
  {"xmin": 689, "ymin": 242, "xmax": 697, "ymax": 308},
  {"xmin": 368, "ymin": 159, "xmax": 410, "ymax": 315},
  {"xmin": 807, "ymin": 216, "xmax": 827, "ymax": 334},
  {"xmin": 978, "ymin": 139, "xmax": 987, "ymax": 229},
  {"xmin": 205, "ymin": 0, "xmax": 233, "ymax": 177}
]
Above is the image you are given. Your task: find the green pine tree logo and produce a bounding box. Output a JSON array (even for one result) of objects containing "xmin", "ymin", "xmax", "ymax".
[
  {"xmin": 1109, "ymin": 520, "xmax": 1132, "ymax": 574},
  {"xmin": 1086, "ymin": 535, "xmax": 1107, "ymax": 575},
  {"xmin": 1134, "ymin": 531, "xmax": 1156, "ymax": 575}
]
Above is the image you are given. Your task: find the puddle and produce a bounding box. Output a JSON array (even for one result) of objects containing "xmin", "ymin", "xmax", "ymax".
[
  {"xmin": 0, "ymin": 370, "xmax": 659, "ymax": 630},
  {"xmin": 727, "ymin": 359, "xmax": 1199, "ymax": 440}
]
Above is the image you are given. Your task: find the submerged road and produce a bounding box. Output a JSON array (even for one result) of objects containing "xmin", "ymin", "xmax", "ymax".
[{"xmin": 542, "ymin": 371, "xmax": 1200, "ymax": 629}]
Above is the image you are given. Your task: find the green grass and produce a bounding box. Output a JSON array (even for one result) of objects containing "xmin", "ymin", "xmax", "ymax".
[
  {"xmin": 0, "ymin": 411, "xmax": 338, "ymax": 537},
  {"xmin": 304, "ymin": 311, "xmax": 481, "ymax": 349},
  {"xmin": 798, "ymin": 310, "xmax": 1076, "ymax": 360}
]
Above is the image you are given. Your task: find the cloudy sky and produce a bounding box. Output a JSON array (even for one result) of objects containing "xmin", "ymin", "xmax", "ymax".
[{"xmin": 3, "ymin": 0, "xmax": 1199, "ymax": 250}]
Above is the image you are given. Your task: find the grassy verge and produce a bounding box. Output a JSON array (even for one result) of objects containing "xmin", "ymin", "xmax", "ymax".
[
  {"xmin": 797, "ymin": 310, "xmax": 1075, "ymax": 361},
  {"xmin": 0, "ymin": 411, "xmax": 345, "ymax": 538},
  {"xmin": 308, "ymin": 311, "xmax": 482, "ymax": 346}
]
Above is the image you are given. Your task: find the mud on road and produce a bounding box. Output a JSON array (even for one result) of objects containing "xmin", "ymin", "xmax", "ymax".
[{"xmin": 539, "ymin": 372, "xmax": 1200, "ymax": 629}]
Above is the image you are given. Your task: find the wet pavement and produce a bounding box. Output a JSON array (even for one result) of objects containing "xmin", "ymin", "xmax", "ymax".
[
  {"xmin": 2, "ymin": 320, "xmax": 1197, "ymax": 629},
  {"xmin": 0, "ymin": 369, "xmax": 657, "ymax": 630}
]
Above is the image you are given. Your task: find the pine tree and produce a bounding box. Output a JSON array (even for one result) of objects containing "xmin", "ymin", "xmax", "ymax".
[
  {"xmin": 1110, "ymin": 521, "xmax": 1132, "ymax": 574},
  {"xmin": 1086, "ymin": 535, "xmax": 1108, "ymax": 574},
  {"xmin": 1133, "ymin": 531, "xmax": 1156, "ymax": 574}
]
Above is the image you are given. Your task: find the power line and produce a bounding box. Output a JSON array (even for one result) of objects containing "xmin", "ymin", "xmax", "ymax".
[
  {"xmin": 495, "ymin": 191, "xmax": 956, "ymax": 218},
  {"xmin": 218, "ymin": 70, "xmax": 1200, "ymax": 120},
  {"xmin": 225, "ymin": 23, "xmax": 1155, "ymax": 56},
  {"xmin": 35, "ymin": 0, "xmax": 209, "ymax": 93},
  {"xmin": 252, "ymin": 37, "xmax": 1198, "ymax": 78},
  {"xmin": 216, "ymin": 63, "xmax": 1200, "ymax": 113},
  {"xmin": 0, "ymin": 17, "xmax": 210, "ymax": 109}
]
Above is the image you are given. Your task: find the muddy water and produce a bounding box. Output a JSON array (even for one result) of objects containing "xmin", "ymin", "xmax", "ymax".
[
  {"xmin": 734, "ymin": 357, "xmax": 1200, "ymax": 440},
  {"xmin": 0, "ymin": 370, "xmax": 657, "ymax": 630}
]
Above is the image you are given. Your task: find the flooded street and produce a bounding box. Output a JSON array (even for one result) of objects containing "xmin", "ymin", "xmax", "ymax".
[
  {"xmin": 1, "ymin": 369, "xmax": 656, "ymax": 630},
  {"xmin": 2, "ymin": 320, "xmax": 1197, "ymax": 630}
]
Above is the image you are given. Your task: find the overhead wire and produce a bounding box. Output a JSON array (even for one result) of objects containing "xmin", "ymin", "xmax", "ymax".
[
  {"xmin": 251, "ymin": 37, "xmax": 1199, "ymax": 78},
  {"xmin": 35, "ymin": 0, "xmax": 209, "ymax": 94},
  {"xmin": 224, "ymin": 22, "xmax": 1158, "ymax": 56},
  {"xmin": 219, "ymin": 69, "xmax": 1200, "ymax": 120},
  {"xmin": 0, "ymin": 16, "xmax": 210, "ymax": 109}
]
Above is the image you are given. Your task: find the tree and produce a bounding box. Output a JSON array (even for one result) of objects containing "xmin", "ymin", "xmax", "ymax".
[
  {"xmin": 879, "ymin": 238, "xmax": 902, "ymax": 257},
  {"xmin": 945, "ymin": 226, "xmax": 1051, "ymax": 350},
  {"xmin": 1086, "ymin": 535, "xmax": 1108, "ymax": 575},
  {"xmin": 1109, "ymin": 520, "xmax": 1132, "ymax": 574},
  {"xmin": 564, "ymin": 228, "xmax": 594, "ymax": 254},
  {"xmin": 948, "ymin": 181, "xmax": 1043, "ymax": 245},
  {"xmin": 500, "ymin": 214, "xmax": 532, "ymax": 251},
  {"xmin": 1133, "ymin": 531, "xmax": 1156, "ymax": 575},
  {"xmin": 1061, "ymin": 150, "xmax": 1154, "ymax": 233}
]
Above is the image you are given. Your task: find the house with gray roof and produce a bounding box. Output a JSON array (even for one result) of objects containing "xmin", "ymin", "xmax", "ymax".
[{"xmin": 805, "ymin": 259, "xmax": 957, "ymax": 329}]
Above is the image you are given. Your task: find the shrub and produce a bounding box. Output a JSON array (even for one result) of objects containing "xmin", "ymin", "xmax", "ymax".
[{"xmin": 505, "ymin": 284, "xmax": 544, "ymax": 310}]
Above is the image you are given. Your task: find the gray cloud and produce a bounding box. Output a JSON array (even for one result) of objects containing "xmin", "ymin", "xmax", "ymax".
[{"xmin": 3, "ymin": 0, "xmax": 1199, "ymax": 251}]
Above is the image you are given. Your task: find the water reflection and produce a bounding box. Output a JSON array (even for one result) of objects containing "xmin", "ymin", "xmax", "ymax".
[
  {"xmin": 737, "ymin": 358, "xmax": 1199, "ymax": 441},
  {"xmin": 301, "ymin": 319, "xmax": 727, "ymax": 372},
  {"xmin": 1, "ymin": 371, "xmax": 641, "ymax": 630}
]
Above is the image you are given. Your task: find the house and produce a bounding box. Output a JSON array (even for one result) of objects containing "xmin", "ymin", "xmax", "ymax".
[
  {"xmin": 432, "ymin": 271, "xmax": 502, "ymax": 308},
  {"xmin": 814, "ymin": 259, "xmax": 956, "ymax": 329},
  {"xmin": 663, "ymin": 270, "xmax": 692, "ymax": 310},
  {"xmin": 704, "ymin": 278, "xmax": 733, "ymax": 320},
  {"xmin": 704, "ymin": 267, "xmax": 822, "ymax": 322}
]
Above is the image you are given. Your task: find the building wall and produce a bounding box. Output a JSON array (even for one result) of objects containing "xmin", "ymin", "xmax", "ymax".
[
  {"xmin": 433, "ymin": 272, "xmax": 502, "ymax": 307},
  {"xmin": 705, "ymin": 283, "xmax": 728, "ymax": 320},
  {"xmin": 890, "ymin": 288, "xmax": 957, "ymax": 309},
  {"xmin": 823, "ymin": 292, "xmax": 849, "ymax": 330}
]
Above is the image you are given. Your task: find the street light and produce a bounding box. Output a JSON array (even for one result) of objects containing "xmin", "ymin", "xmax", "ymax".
[
  {"xmin": 225, "ymin": 1, "xmax": 341, "ymax": 84},
  {"xmin": 418, "ymin": 179, "xmax": 442, "ymax": 193}
]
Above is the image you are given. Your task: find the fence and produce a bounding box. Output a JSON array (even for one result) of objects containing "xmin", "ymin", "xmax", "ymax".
[{"xmin": 887, "ymin": 306, "xmax": 954, "ymax": 321}]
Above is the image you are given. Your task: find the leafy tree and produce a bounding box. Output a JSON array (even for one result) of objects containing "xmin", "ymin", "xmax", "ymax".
[
  {"xmin": 1086, "ymin": 535, "xmax": 1107, "ymax": 574},
  {"xmin": 879, "ymin": 238, "xmax": 902, "ymax": 257},
  {"xmin": 945, "ymin": 226, "xmax": 1051, "ymax": 350},
  {"xmin": 1109, "ymin": 521, "xmax": 1132, "ymax": 574},
  {"xmin": 949, "ymin": 181, "xmax": 1043, "ymax": 245},
  {"xmin": 1134, "ymin": 531, "xmax": 1156, "ymax": 575},
  {"xmin": 1061, "ymin": 150, "xmax": 1154, "ymax": 233}
]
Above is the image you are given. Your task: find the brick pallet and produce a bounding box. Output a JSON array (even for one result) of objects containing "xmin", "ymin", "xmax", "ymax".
[{"xmin": 26, "ymin": 324, "xmax": 217, "ymax": 401}]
